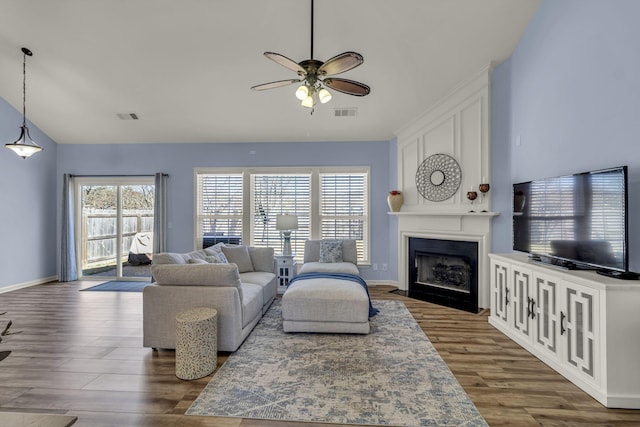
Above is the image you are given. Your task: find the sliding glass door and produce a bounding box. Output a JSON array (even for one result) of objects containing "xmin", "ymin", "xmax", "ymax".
[{"xmin": 76, "ymin": 177, "xmax": 154, "ymax": 280}]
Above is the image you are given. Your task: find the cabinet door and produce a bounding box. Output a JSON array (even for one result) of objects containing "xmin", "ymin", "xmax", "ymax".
[
  {"xmin": 562, "ymin": 284, "xmax": 599, "ymax": 385},
  {"xmin": 491, "ymin": 260, "xmax": 510, "ymax": 324},
  {"xmin": 511, "ymin": 266, "xmax": 533, "ymax": 341},
  {"xmin": 532, "ymin": 272, "xmax": 560, "ymax": 360}
]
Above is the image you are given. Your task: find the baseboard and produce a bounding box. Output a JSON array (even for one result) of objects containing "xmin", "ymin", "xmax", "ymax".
[
  {"xmin": 366, "ymin": 280, "xmax": 400, "ymax": 287},
  {"xmin": 0, "ymin": 275, "xmax": 58, "ymax": 294}
]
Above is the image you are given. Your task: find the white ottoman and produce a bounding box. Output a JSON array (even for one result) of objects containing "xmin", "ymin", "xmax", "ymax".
[
  {"xmin": 175, "ymin": 307, "xmax": 217, "ymax": 380},
  {"xmin": 282, "ymin": 278, "xmax": 370, "ymax": 334}
]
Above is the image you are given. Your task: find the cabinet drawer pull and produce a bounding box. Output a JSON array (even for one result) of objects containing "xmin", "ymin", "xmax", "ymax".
[
  {"xmin": 560, "ymin": 311, "xmax": 566, "ymax": 335},
  {"xmin": 530, "ymin": 299, "xmax": 536, "ymax": 319},
  {"xmin": 505, "ymin": 288, "xmax": 510, "ymax": 306},
  {"xmin": 527, "ymin": 297, "xmax": 532, "ymax": 318}
]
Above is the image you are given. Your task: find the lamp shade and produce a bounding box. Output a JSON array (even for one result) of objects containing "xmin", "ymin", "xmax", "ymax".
[
  {"xmin": 295, "ymin": 85, "xmax": 309, "ymax": 101},
  {"xmin": 276, "ymin": 214, "xmax": 299, "ymax": 231},
  {"xmin": 318, "ymin": 88, "xmax": 332, "ymax": 104}
]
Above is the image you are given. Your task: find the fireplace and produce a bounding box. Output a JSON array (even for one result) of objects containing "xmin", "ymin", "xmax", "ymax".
[{"xmin": 408, "ymin": 237, "xmax": 478, "ymax": 313}]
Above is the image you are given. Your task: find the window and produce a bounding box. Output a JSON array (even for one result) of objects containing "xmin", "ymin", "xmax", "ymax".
[
  {"xmin": 251, "ymin": 173, "xmax": 311, "ymax": 256},
  {"xmin": 196, "ymin": 173, "xmax": 243, "ymax": 247},
  {"xmin": 195, "ymin": 167, "xmax": 370, "ymax": 263},
  {"xmin": 320, "ymin": 172, "xmax": 368, "ymax": 261}
]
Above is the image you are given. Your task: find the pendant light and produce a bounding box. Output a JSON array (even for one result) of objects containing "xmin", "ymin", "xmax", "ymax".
[{"xmin": 5, "ymin": 47, "xmax": 43, "ymax": 159}]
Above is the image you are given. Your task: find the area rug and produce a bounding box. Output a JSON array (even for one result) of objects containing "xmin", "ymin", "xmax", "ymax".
[
  {"xmin": 81, "ymin": 281, "xmax": 150, "ymax": 292},
  {"xmin": 187, "ymin": 300, "xmax": 487, "ymax": 426}
]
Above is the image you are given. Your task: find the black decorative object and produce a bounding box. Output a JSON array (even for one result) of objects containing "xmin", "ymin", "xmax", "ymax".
[{"xmin": 415, "ymin": 154, "xmax": 462, "ymax": 202}]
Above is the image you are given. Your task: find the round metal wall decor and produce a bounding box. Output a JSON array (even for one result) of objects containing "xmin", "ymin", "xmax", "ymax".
[{"xmin": 415, "ymin": 154, "xmax": 462, "ymax": 202}]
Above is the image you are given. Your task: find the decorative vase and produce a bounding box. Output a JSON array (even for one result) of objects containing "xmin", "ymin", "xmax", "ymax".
[{"xmin": 387, "ymin": 191, "xmax": 404, "ymax": 212}]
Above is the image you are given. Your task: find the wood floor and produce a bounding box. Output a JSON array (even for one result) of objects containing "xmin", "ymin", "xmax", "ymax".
[{"xmin": 1, "ymin": 282, "xmax": 639, "ymax": 426}]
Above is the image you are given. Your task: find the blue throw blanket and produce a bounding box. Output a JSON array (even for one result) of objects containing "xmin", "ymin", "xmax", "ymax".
[{"xmin": 289, "ymin": 272, "xmax": 380, "ymax": 318}]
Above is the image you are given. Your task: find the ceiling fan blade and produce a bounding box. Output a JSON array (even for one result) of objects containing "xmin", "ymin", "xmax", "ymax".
[
  {"xmin": 264, "ymin": 52, "xmax": 306, "ymax": 74},
  {"xmin": 318, "ymin": 52, "xmax": 364, "ymax": 76},
  {"xmin": 251, "ymin": 79, "xmax": 301, "ymax": 91},
  {"xmin": 323, "ymin": 78, "xmax": 370, "ymax": 96}
]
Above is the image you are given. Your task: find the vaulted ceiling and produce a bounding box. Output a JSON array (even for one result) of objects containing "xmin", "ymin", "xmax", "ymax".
[{"xmin": 0, "ymin": 0, "xmax": 540, "ymax": 144}]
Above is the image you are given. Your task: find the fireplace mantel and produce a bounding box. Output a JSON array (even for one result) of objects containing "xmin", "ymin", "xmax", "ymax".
[{"xmin": 389, "ymin": 211, "xmax": 499, "ymax": 217}]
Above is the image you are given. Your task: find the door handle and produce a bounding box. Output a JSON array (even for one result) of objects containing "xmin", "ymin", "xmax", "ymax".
[
  {"xmin": 527, "ymin": 297, "xmax": 532, "ymax": 318},
  {"xmin": 560, "ymin": 311, "xmax": 566, "ymax": 335},
  {"xmin": 505, "ymin": 288, "xmax": 510, "ymax": 306}
]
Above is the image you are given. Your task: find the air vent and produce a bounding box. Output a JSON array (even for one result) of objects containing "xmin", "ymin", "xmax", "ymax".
[
  {"xmin": 333, "ymin": 107, "xmax": 357, "ymax": 118},
  {"xmin": 117, "ymin": 113, "xmax": 139, "ymax": 120}
]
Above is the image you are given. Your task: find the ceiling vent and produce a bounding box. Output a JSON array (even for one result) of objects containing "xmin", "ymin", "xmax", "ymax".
[
  {"xmin": 333, "ymin": 107, "xmax": 357, "ymax": 118},
  {"xmin": 117, "ymin": 113, "xmax": 139, "ymax": 120}
]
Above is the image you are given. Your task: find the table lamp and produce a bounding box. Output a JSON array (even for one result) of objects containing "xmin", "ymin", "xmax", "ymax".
[{"xmin": 276, "ymin": 214, "xmax": 298, "ymax": 256}]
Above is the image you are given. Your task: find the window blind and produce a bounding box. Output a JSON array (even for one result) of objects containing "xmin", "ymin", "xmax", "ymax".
[
  {"xmin": 320, "ymin": 172, "xmax": 368, "ymax": 262},
  {"xmin": 251, "ymin": 174, "xmax": 311, "ymax": 259},
  {"xmin": 196, "ymin": 174, "xmax": 243, "ymax": 246}
]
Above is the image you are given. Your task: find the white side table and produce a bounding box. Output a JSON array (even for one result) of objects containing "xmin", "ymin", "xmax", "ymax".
[{"xmin": 275, "ymin": 254, "xmax": 298, "ymax": 294}]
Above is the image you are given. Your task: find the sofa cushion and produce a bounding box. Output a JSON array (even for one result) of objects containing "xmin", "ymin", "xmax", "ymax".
[
  {"xmin": 222, "ymin": 245, "xmax": 254, "ymax": 273},
  {"xmin": 240, "ymin": 271, "xmax": 277, "ymax": 307},
  {"xmin": 299, "ymin": 261, "xmax": 359, "ymax": 275},
  {"xmin": 153, "ymin": 252, "xmax": 190, "ymax": 264},
  {"xmin": 240, "ymin": 283, "xmax": 263, "ymax": 328},
  {"xmin": 320, "ymin": 240, "xmax": 343, "ymax": 263},
  {"xmin": 248, "ymin": 247, "xmax": 274, "ymax": 272},
  {"xmin": 153, "ymin": 248, "xmax": 211, "ymax": 265},
  {"xmin": 187, "ymin": 258, "xmax": 208, "ymax": 264},
  {"xmin": 151, "ymin": 264, "xmax": 243, "ymax": 300}
]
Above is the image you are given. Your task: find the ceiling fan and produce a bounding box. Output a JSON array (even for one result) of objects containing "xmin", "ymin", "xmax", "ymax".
[{"xmin": 251, "ymin": 0, "xmax": 370, "ymax": 113}]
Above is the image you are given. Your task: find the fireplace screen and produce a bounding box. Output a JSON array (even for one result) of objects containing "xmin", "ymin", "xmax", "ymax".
[{"xmin": 415, "ymin": 253, "xmax": 471, "ymax": 293}]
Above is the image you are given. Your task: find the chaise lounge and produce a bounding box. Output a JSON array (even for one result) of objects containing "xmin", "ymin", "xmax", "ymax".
[{"xmin": 281, "ymin": 239, "xmax": 375, "ymax": 334}]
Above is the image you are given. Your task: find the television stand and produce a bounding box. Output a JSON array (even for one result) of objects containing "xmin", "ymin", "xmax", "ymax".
[
  {"xmin": 489, "ymin": 253, "xmax": 640, "ymax": 409},
  {"xmin": 597, "ymin": 269, "xmax": 640, "ymax": 280}
]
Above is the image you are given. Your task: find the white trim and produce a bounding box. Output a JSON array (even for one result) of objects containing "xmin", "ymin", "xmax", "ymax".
[{"xmin": 0, "ymin": 276, "xmax": 58, "ymax": 294}]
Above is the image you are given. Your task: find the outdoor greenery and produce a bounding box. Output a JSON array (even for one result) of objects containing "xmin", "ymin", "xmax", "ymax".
[{"xmin": 82, "ymin": 185, "xmax": 154, "ymax": 210}]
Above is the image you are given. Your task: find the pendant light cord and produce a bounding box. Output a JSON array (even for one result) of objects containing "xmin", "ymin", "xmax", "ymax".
[
  {"xmin": 22, "ymin": 51, "xmax": 26, "ymax": 126},
  {"xmin": 310, "ymin": 0, "xmax": 314, "ymax": 60},
  {"xmin": 20, "ymin": 48, "xmax": 31, "ymax": 127}
]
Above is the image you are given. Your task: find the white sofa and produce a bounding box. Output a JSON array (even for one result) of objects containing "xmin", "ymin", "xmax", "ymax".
[{"xmin": 143, "ymin": 245, "xmax": 276, "ymax": 352}]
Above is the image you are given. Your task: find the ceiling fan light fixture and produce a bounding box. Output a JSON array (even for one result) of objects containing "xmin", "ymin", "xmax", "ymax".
[
  {"xmin": 295, "ymin": 85, "xmax": 309, "ymax": 100},
  {"xmin": 301, "ymin": 94, "xmax": 315, "ymax": 108},
  {"xmin": 318, "ymin": 88, "xmax": 332, "ymax": 104}
]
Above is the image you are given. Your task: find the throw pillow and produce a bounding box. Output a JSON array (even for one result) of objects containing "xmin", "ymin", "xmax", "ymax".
[
  {"xmin": 319, "ymin": 240, "xmax": 343, "ymax": 263},
  {"xmin": 221, "ymin": 245, "xmax": 255, "ymax": 273},
  {"xmin": 204, "ymin": 252, "xmax": 228, "ymax": 264},
  {"xmin": 204, "ymin": 242, "xmax": 226, "ymax": 256},
  {"xmin": 187, "ymin": 258, "xmax": 208, "ymax": 264}
]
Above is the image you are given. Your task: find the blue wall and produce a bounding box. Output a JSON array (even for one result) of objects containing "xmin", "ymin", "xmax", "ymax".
[
  {"xmin": 0, "ymin": 97, "xmax": 58, "ymax": 289},
  {"xmin": 57, "ymin": 140, "xmax": 395, "ymax": 281},
  {"xmin": 491, "ymin": 0, "xmax": 640, "ymax": 272}
]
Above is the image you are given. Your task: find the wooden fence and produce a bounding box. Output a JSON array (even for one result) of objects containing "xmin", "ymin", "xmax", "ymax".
[{"xmin": 82, "ymin": 209, "xmax": 153, "ymax": 269}]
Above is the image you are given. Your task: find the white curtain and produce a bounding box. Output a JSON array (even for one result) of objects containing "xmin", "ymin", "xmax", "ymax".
[
  {"xmin": 153, "ymin": 173, "xmax": 168, "ymax": 253},
  {"xmin": 60, "ymin": 173, "xmax": 77, "ymax": 281}
]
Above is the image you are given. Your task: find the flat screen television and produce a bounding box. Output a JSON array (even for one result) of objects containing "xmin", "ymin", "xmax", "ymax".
[{"xmin": 513, "ymin": 166, "xmax": 637, "ymax": 279}]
